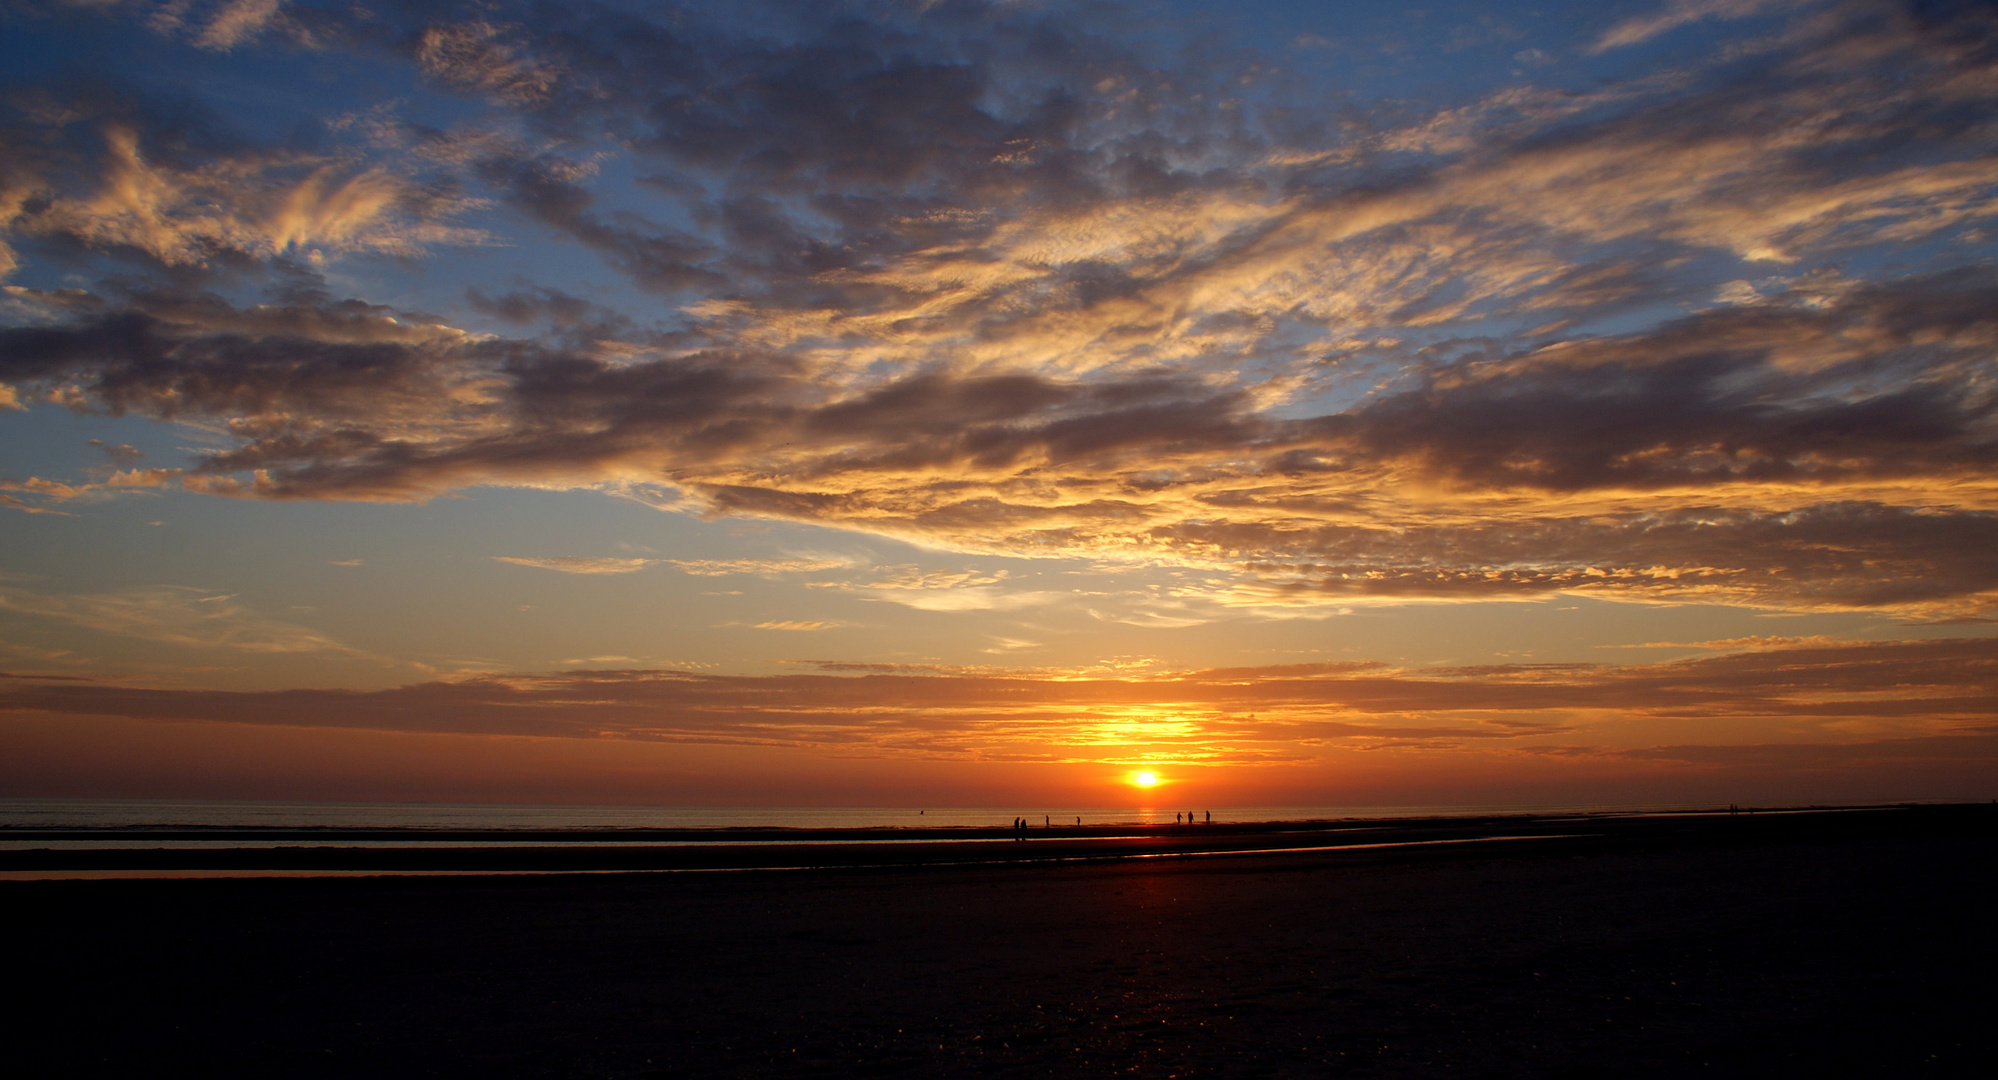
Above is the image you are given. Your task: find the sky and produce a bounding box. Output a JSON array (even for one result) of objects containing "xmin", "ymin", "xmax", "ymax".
[{"xmin": 2, "ymin": 0, "xmax": 1995, "ymax": 809}]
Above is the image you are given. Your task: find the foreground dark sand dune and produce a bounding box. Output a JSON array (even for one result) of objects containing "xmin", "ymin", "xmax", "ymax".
[{"xmin": 9, "ymin": 807, "xmax": 1995, "ymax": 1077}]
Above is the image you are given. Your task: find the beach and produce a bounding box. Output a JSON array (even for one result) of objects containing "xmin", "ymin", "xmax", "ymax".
[{"xmin": 7, "ymin": 806, "xmax": 1995, "ymax": 1077}]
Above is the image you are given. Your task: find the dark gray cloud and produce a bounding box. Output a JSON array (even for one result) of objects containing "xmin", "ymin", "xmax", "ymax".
[{"xmin": 1317, "ymin": 270, "xmax": 1998, "ymax": 493}]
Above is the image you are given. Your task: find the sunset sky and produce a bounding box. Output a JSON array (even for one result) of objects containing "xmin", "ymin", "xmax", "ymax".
[{"xmin": 2, "ymin": 0, "xmax": 1995, "ymax": 808}]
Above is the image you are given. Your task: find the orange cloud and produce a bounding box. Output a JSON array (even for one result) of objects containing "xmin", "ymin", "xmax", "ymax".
[
  {"xmin": 3, "ymin": 637, "xmax": 1990, "ymax": 761},
  {"xmin": 4, "ymin": 637, "xmax": 1992, "ymax": 805}
]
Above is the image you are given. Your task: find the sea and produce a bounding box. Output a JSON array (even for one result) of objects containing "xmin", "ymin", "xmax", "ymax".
[{"xmin": 0, "ymin": 798, "xmax": 1708, "ymax": 833}]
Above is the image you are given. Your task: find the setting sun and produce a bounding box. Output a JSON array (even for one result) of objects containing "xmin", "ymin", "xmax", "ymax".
[{"xmin": 1133, "ymin": 771, "xmax": 1160, "ymax": 788}]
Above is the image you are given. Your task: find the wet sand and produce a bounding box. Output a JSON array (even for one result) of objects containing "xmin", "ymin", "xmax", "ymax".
[{"xmin": 8, "ymin": 805, "xmax": 1995, "ymax": 1077}]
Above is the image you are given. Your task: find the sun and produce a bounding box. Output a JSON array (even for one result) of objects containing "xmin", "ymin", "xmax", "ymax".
[{"xmin": 1132, "ymin": 770, "xmax": 1160, "ymax": 788}]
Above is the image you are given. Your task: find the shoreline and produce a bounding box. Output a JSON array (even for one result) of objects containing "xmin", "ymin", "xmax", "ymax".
[{"xmin": 4, "ymin": 801, "xmax": 1988, "ymax": 878}]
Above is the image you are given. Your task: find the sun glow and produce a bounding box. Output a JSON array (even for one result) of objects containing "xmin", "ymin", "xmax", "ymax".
[{"xmin": 1132, "ymin": 770, "xmax": 1160, "ymax": 788}]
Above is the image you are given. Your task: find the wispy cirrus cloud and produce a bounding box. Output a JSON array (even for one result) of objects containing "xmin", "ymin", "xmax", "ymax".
[
  {"xmin": 1591, "ymin": 0, "xmax": 1805, "ymax": 52},
  {"xmin": 146, "ymin": 0, "xmax": 290, "ymax": 52},
  {"xmin": 667, "ymin": 556, "xmax": 859, "ymax": 577},
  {"xmin": 810, "ymin": 566, "xmax": 1066, "ymax": 612},
  {"xmin": 492, "ymin": 555, "xmax": 860, "ymax": 576},
  {"xmin": 492, "ymin": 556, "xmax": 655, "ymax": 575},
  {"xmin": 1597, "ymin": 635, "xmax": 1847, "ymax": 651},
  {"xmin": 0, "ymin": 119, "xmax": 485, "ymax": 269},
  {"xmin": 0, "ymin": 583, "xmax": 362, "ymax": 655},
  {"xmin": 415, "ymin": 19, "xmax": 561, "ymax": 104}
]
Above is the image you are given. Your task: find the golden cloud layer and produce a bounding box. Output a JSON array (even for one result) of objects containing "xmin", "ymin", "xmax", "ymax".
[
  {"xmin": 2, "ymin": 637, "xmax": 1991, "ymax": 770},
  {"xmin": 2, "ymin": 0, "xmax": 1996, "ymax": 619}
]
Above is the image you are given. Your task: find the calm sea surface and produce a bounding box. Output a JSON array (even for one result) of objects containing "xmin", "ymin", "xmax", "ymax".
[{"xmin": 0, "ymin": 798, "xmax": 1705, "ymax": 832}]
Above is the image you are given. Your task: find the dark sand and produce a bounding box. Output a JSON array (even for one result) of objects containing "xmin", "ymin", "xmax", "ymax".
[{"xmin": 7, "ymin": 806, "xmax": 1995, "ymax": 1077}]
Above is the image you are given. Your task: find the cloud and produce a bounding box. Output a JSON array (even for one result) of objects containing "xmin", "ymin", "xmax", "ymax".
[
  {"xmin": 193, "ymin": 0, "xmax": 285, "ymax": 51},
  {"xmin": 0, "ymin": 95, "xmax": 486, "ymax": 276},
  {"xmin": 0, "ymin": 493, "xmax": 73, "ymax": 515},
  {"xmin": 15, "ymin": 265, "xmax": 1992, "ymax": 613},
  {"xmin": 0, "ymin": 469, "xmax": 180, "ymax": 512},
  {"xmin": 873, "ymin": 588, "xmax": 1063, "ymax": 613},
  {"xmin": 4, "ymin": 0, "xmax": 1998, "ymax": 616},
  {"xmin": 89, "ymin": 439, "xmax": 143, "ymax": 463},
  {"xmin": 0, "ymin": 583, "xmax": 363, "ymax": 655},
  {"xmin": 1597, "ymin": 635, "xmax": 1845, "ymax": 651},
  {"xmin": 0, "ymin": 637, "xmax": 1990, "ymax": 767},
  {"xmin": 812, "ymin": 565, "xmax": 1065, "ymax": 611},
  {"xmin": 490, "ymin": 553, "xmax": 860, "ymax": 577},
  {"xmin": 1089, "ymin": 605, "xmax": 1211, "ymax": 629},
  {"xmin": 667, "ymin": 556, "xmax": 859, "ymax": 576},
  {"xmin": 416, "ymin": 21, "xmax": 560, "ymax": 104},
  {"xmin": 145, "ymin": 0, "xmax": 289, "ymax": 51},
  {"xmin": 1592, "ymin": 0, "xmax": 1803, "ymax": 53},
  {"xmin": 493, "ymin": 556, "xmax": 655, "ymax": 575}
]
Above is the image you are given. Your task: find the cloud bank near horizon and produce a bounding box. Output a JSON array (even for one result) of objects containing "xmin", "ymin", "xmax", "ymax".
[{"xmin": 4, "ymin": 637, "xmax": 1991, "ymax": 773}]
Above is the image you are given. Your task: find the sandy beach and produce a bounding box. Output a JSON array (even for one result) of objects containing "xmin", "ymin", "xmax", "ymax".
[{"xmin": 6, "ymin": 806, "xmax": 1994, "ymax": 1077}]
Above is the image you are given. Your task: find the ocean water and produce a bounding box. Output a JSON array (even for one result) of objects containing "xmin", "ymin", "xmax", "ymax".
[{"xmin": 0, "ymin": 798, "xmax": 1702, "ymax": 832}]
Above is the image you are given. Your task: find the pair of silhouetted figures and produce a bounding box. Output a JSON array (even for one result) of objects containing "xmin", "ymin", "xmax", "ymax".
[{"xmin": 1012, "ymin": 815, "xmax": 1060, "ymax": 838}]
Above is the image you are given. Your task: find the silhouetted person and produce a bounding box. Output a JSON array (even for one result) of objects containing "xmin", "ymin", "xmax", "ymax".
[{"xmin": 1205, "ymin": 810, "xmax": 1210, "ymax": 823}]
